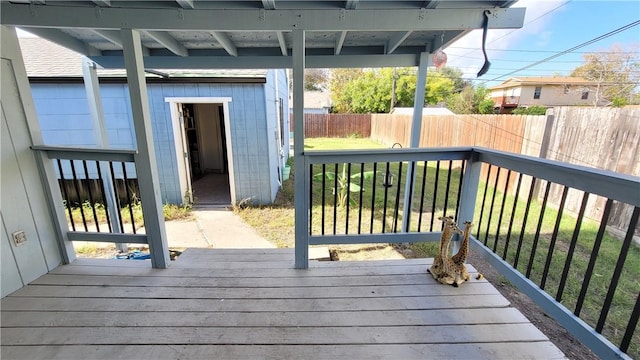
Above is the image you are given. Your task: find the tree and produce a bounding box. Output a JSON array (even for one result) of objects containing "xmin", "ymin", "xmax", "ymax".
[
  {"xmin": 304, "ymin": 69, "xmax": 329, "ymax": 91},
  {"xmin": 512, "ymin": 105, "xmax": 547, "ymax": 115},
  {"xmin": 446, "ymin": 85, "xmax": 494, "ymax": 114},
  {"xmin": 570, "ymin": 44, "xmax": 640, "ymax": 106}
]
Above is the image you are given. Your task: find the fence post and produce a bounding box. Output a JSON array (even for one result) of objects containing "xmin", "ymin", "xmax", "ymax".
[{"xmin": 454, "ymin": 150, "xmax": 482, "ymax": 253}]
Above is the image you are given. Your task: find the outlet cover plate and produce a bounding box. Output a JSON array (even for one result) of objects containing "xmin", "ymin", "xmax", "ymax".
[{"xmin": 12, "ymin": 231, "xmax": 27, "ymax": 247}]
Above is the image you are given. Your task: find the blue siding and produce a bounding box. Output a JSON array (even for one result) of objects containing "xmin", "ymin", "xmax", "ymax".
[{"xmin": 30, "ymin": 80, "xmax": 275, "ymax": 205}]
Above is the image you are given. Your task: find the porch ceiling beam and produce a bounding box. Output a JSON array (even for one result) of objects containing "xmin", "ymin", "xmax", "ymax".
[
  {"xmin": 210, "ymin": 31, "xmax": 237, "ymax": 56},
  {"xmin": 19, "ymin": 27, "xmax": 101, "ymax": 56},
  {"xmin": 345, "ymin": 0, "xmax": 358, "ymax": 9},
  {"xmin": 386, "ymin": 31, "xmax": 412, "ymax": 54},
  {"xmin": 262, "ymin": 0, "xmax": 276, "ymax": 10},
  {"xmin": 89, "ymin": 53, "xmax": 422, "ymax": 69},
  {"xmin": 423, "ymin": 1, "xmax": 439, "ymax": 9},
  {"xmin": 334, "ymin": 31, "xmax": 347, "ymax": 55},
  {"xmin": 1, "ymin": 5, "xmax": 526, "ymax": 32},
  {"xmin": 91, "ymin": 0, "xmax": 111, "ymax": 6},
  {"xmin": 143, "ymin": 30, "xmax": 188, "ymax": 57},
  {"xmin": 92, "ymin": 29, "xmax": 150, "ymax": 56},
  {"xmin": 276, "ymin": 31, "xmax": 287, "ymax": 56},
  {"xmin": 176, "ymin": 0, "xmax": 194, "ymax": 9}
]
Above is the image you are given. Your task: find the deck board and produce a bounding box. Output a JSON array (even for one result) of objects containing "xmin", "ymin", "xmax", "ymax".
[{"xmin": 1, "ymin": 248, "xmax": 566, "ymax": 359}]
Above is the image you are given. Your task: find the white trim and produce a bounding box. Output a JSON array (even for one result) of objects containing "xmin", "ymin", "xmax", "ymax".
[{"xmin": 164, "ymin": 97, "xmax": 235, "ymax": 205}]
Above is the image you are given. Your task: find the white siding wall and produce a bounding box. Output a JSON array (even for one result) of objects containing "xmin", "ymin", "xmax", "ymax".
[{"xmin": 1, "ymin": 29, "xmax": 63, "ymax": 297}]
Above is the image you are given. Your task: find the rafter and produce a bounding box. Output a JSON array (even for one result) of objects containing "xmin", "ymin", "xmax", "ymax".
[
  {"xmin": 176, "ymin": 0, "xmax": 194, "ymax": 9},
  {"xmin": 276, "ymin": 31, "xmax": 287, "ymax": 56},
  {"xmin": 423, "ymin": 1, "xmax": 439, "ymax": 9},
  {"xmin": 345, "ymin": 0, "xmax": 358, "ymax": 9},
  {"xmin": 210, "ymin": 31, "xmax": 237, "ymax": 57},
  {"xmin": 143, "ymin": 30, "xmax": 188, "ymax": 57},
  {"xmin": 92, "ymin": 29, "xmax": 150, "ymax": 56},
  {"xmin": 91, "ymin": 0, "xmax": 111, "ymax": 6},
  {"xmin": 21, "ymin": 27, "xmax": 101, "ymax": 56},
  {"xmin": 335, "ymin": 31, "xmax": 347, "ymax": 55},
  {"xmin": 386, "ymin": 31, "xmax": 412, "ymax": 54},
  {"xmin": 261, "ymin": 0, "xmax": 276, "ymax": 10}
]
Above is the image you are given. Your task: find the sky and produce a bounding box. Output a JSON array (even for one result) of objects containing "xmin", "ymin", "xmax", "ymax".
[{"xmin": 445, "ymin": 0, "xmax": 640, "ymax": 87}]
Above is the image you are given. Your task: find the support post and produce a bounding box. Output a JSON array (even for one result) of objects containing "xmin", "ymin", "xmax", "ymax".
[
  {"xmin": 454, "ymin": 151, "xmax": 482, "ymax": 253},
  {"xmin": 402, "ymin": 52, "xmax": 430, "ymax": 232},
  {"xmin": 293, "ymin": 30, "xmax": 309, "ymax": 269},
  {"xmin": 82, "ymin": 59, "xmax": 127, "ymax": 253},
  {"xmin": 121, "ymin": 29, "xmax": 170, "ymax": 268}
]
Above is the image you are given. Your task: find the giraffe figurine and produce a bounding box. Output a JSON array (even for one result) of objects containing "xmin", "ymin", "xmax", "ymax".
[
  {"xmin": 451, "ymin": 220, "xmax": 473, "ymax": 287},
  {"xmin": 427, "ymin": 216, "xmax": 462, "ymax": 283}
]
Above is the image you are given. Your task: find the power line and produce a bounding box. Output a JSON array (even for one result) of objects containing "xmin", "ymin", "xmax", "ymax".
[{"xmin": 483, "ymin": 20, "xmax": 640, "ymax": 82}]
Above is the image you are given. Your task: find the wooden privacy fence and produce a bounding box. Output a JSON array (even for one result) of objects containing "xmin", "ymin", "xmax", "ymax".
[{"xmin": 290, "ymin": 113, "xmax": 371, "ymax": 138}]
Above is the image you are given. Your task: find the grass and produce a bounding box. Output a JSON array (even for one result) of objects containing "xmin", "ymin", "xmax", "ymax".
[{"xmin": 236, "ymin": 137, "xmax": 639, "ymax": 358}]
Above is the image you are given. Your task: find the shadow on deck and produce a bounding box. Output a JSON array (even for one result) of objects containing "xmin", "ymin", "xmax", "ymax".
[{"xmin": 1, "ymin": 248, "xmax": 565, "ymax": 359}]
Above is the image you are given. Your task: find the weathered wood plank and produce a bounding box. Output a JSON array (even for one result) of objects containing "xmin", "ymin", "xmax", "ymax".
[
  {"xmin": 1, "ymin": 294, "xmax": 510, "ymax": 312},
  {"xmin": 1, "ymin": 324, "xmax": 549, "ymax": 346},
  {"xmin": 0, "ymin": 343, "xmax": 566, "ymax": 360},
  {"xmin": 1, "ymin": 307, "xmax": 529, "ymax": 328},
  {"xmin": 11, "ymin": 282, "xmax": 499, "ymax": 299},
  {"xmin": 68, "ymin": 258, "xmax": 152, "ymax": 268},
  {"xmin": 174, "ymin": 247, "xmax": 330, "ymax": 262}
]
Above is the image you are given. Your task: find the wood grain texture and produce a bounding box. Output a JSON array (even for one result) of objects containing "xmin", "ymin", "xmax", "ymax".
[{"xmin": 1, "ymin": 248, "xmax": 565, "ymax": 359}]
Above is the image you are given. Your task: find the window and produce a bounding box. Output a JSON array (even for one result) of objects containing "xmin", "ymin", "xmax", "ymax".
[
  {"xmin": 581, "ymin": 90, "xmax": 589, "ymax": 100},
  {"xmin": 533, "ymin": 86, "xmax": 542, "ymax": 99},
  {"xmin": 563, "ymin": 85, "xmax": 569, "ymax": 94}
]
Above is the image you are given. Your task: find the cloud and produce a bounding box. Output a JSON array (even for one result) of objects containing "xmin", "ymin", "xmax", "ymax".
[{"xmin": 444, "ymin": 0, "xmax": 569, "ymax": 78}]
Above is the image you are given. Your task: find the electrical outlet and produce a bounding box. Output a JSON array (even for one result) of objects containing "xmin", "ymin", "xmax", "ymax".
[{"xmin": 12, "ymin": 231, "xmax": 27, "ymax": 247}]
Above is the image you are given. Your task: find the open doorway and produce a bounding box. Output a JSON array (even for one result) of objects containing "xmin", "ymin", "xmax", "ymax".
[{"xmin": 179, "ymin": 102, "xmax": 231, "ymax": 206}]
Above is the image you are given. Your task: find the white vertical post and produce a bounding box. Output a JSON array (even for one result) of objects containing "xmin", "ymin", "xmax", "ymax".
[
  {"xmin": 82, "ymin": 59, "xmax": 127, "ymax": 253},
  {"xmin": 454, "ymin": 152, "xmax": 481, "ymax": 253},
  {"xmin": 293, "ymin": 30, "xmax": 309, "ymax": 269},
  {"xmin": 402, "ymin": 52, "xmax": 430, "ymax": 232},
  {"xmin": 121, "ymin": 29, "xmax": 170, "ymax": 268}
]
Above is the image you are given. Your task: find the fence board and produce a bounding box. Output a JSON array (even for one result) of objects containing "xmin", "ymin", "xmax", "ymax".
[{"xmin": 290, "ymin": 114, "xmax": 371, "ymax": 138}]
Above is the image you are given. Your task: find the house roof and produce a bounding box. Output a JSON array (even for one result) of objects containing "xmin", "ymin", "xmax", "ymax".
[
  {"xmin": 390, "ymin": 107, "xmax": 455, "ymax": 115},
  {"xmin": 489, "ymin": 76, "xmax": 598, "ymax": 90},
  {"xmin": 304, "ymin": 91, "xmax": 332, "ymax": 109},
  {"xmin": 2, "ymin": 1, "xmax": 526, "ymax": 70},
  {"xmin": 18, "ymin": 37, "xmax": 267, "ymax": 80}
]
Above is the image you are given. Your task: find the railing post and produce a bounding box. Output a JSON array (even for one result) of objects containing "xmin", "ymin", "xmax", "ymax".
[
  {"xmin": 292, "ymin": 29, "xmax": 309, "ymax": 269},
  {"xmin": 454, "ymin": 150, "xmax": 481, "ymax": 253}
]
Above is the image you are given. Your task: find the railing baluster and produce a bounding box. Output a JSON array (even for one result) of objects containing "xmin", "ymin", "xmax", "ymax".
[
  {"xmin": 503, "ymin": 172, "xmax": 523, "ymax": 260},
  {"xmin": 442, "ymin": 160, "xmax": 453, "ymax": 219},
  {"xmin": 514, "ymin": 176, "xmax": 537, "ymax": 269},
  {"xmin": 321, "ymin": 163, "xmax": 326, "ymax": 236},
  {"xmin": 69, "ymin": 160, "xmax": 89, "ymax": 232},
  {"xmin": 405, "ymin": 161, "xmax": 416, "ymax": 232},
  {"xmin": 417, "ymin": 161, "xmax": 428, "ymax": 232},
  {"xmin": 454, "ymin": 159, "xmax": 465, "ymax": 222},
  {"xmin": 540, "ymin": 185, "xmax": 569, "ymax": 290},
  {"xmin": 121, "ymin": 162, "xmax": 136, "ymax": 234},
  {"xmin": 430, "ymin": 160, "xmax": 440, "ymax": 231},
  {"xmin": 484, "ymin": 167, "xmax": 502, "ymax": 245},
  {"xmin": 476, "ymin": 164, "xmax": 492, "ymax": 238},
  {"xmin": 109, "ymin": 162, "xmax": 125, "ymax": 233},
  {"xmin": 81, "ymin": 160, "xmax": 100, "ymax": 232},
  {"xmin": 493, "ymin": 169, "xmax": 512, "ymax": 253},
  {"xmin": 596, "ymin": 206, "xmax": 640, "ymax": 333},
  {"xmin": 57, "ymin": 159, "xmax": 76, "ymax": 231},
  {"xmin": 574, "ymin": 198, "xmax": 613, "ymax": 316},
  {"xmin": 620, "ymin": 291, "xmax": 640, "ymax": 353},
  {"xmin": 393, "ymin": 161, "xmax": 403, "ymax": 233},
  {"xmin": 526, "ymin": 181, "xmax": 552, "ymax": 279},
  {"xmin": 345, "ymin": 162, "xmax": 352, "ymax": 234},
  {"xmin": 382, "ymin": 162, "xmax": 391, "ymax": 233},
  {"xmin": 357, "ymin": 162, "xmax": 364, "ymax": 234},
  {"xmin": 370, "ymin": 162, "xmax": 377, "ymax": 234},
  {"xmin": 309, "ymin": 163, "xmax": 313, "ymax": 235},
  {"xmin": 333, "ymin": 163, "xmax": 338, "ymax": 235},
  {"xmin": 95, "ymin": 161, "xmax": 112, "ymax": 233},
  {"xmin": 556, "ymin": 192, "xmax": 589, "ymax": 301}
]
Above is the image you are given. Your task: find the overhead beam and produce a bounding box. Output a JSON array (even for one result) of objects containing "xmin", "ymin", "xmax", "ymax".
[
  {"xmin": 143, "ymin": 30, "xmax": 188, "ymax": 57},
  {"xmin": 92, "ymin": 29, "xmax": 150, "ymax": 56},
  {"xmin": 345, "ymin": 0, "xmax": 358, "ymax": 9},
  {"xmin": 19, "ymin": 27, "xmax": 101, "ymax": 56},
  {"xmin": 386, "ymin": 31, "xmax": 412, "ymax": 54},
  {"xmin": 335, "ymin": 31, "xmax": 347, "ymax": 55},
  {"xmin": 210, "ymin": 31, "xmax": 237, "ymax": 57},
  {"xmin": 423, "ymin": 1, "xmax": 440, "ymax": 9},
  {"xmin": 2, "ymin": 5, "xmax": 527, "ymax": 32},
  {"xmin": 91, "ymin": 0, "xmax": 111, "ymax": 6},
  {"xmin": 276, "ymin": 31, "xmax": 287, "ymax": 56},
  {"xmin": 176, "ymin": 0, "xmax": 194, "ymax": 9},
  {"xmin": 262, "ymin": 0, "xmax": 276, "ymax": 10}
]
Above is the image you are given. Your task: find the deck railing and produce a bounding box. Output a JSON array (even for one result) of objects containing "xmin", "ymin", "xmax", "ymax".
[
  {"xmin": 301, "ymin": 147, "xmax": 640, "ymax": 359},
  {"xmin": 32, "ymin": 146, "xmax": 148, "ymax": 247}
]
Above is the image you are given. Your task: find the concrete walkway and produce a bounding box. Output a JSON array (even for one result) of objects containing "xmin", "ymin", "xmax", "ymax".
[{"xmin": 164, "ymin": 207, "xmax": 275, "ymax": 249}]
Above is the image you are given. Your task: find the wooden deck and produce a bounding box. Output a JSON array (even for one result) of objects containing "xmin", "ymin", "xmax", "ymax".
[{"xmin": 1, "ymin": 248, "xmax": 566, "ymax": 359}]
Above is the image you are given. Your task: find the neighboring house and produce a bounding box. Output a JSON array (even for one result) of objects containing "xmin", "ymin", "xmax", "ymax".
[
  {"xmin": 20, "ymin": 37, "xmax": 290, "ymax": 205},
  {"xmin": 489, "ymin": 76, "xmax": 605, "ymax": 113},
  {"xmin": 290, "ymin": 90, "xmax": 332, "ymax": 114},
  {"xmin": 389, "ymin": 106, "xmax": 455, "ymax": 116}
]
